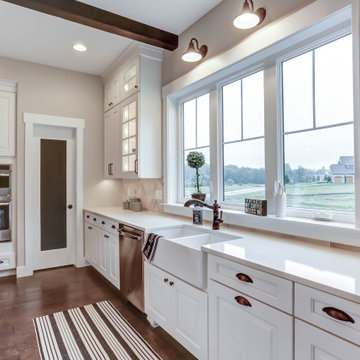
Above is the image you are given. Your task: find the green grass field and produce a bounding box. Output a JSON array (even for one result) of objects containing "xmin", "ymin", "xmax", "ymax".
[{"xmin": 186, "ymin": 183, "xmax": 355, "ymax": 212}]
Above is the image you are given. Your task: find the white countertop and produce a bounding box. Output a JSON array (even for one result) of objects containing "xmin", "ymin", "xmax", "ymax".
[
  {"xmin": 84, "ymin": 206, "xmax": 191, "ymax": 231},
  {"xmin": 85, "ymin": 206, "xmax": 360, "ymax": 303},
  {"xmin": 203, "ymin": 233, "xmax": 360, "ymax": 304}
]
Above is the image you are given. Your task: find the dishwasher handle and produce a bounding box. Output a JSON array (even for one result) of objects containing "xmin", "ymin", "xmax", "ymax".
[{"xmin": 118, "ymin": 229, "xmax": 142, "ymax": 241}]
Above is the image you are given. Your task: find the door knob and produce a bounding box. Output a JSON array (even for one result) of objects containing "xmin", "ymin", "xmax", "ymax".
[{"xmin": 68, "ymin": 204, "xmax": 73, "ymax": 209}]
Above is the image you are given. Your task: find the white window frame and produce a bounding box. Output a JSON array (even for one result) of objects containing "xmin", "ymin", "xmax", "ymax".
[
  {"xmin": 163, "ymin": 2, "xmax": 360, "ymax": 246},
  {"xmin": 217, "ymin": 65, "xmax": 266, "ymax": 210},
  {"xmin": 278, "ymin": 26, "xmax": 355, "ymax": 223}
]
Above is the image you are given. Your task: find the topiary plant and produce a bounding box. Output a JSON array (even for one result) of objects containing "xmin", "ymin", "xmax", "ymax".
[{"xmin": 186, "ymin": 151, "xmax": 205, "ymax": 194}]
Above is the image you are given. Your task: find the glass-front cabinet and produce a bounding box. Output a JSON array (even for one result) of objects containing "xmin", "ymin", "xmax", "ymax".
[
  {"xmin": 121, "ymin": 95, "xmax": 138, "ymax": 176},
  {"xmin": 103, "ymin": 44, "xmax": 162, "ymax": 179},
  {"xmin": 122, "ymin": 61, "xmax": 138, "ymax": 99}
]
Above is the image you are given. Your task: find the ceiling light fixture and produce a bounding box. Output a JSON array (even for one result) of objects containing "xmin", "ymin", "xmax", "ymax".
[
  {"xmin": 182, "ymin": 38, "xmax": 208, "ymax": 63},
  {"xmin": 233, "ymin": 0, "xmax": 266, "ymax": 30},
  {"xmin": 73, "ymin": 43, "xmax": 87, "ymax": 52}
]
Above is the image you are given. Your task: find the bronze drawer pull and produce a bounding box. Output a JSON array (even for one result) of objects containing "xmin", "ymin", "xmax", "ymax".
[
  {"xmin": 235, "ymin": 296, "xmax": 252, "ymax": 307},
  {"xmin": 322, "ymin": 307, "xmax": 355, "ymax": 324},
  {"xmin": 88, "ymin": 226, "xmax": 92, "ymax": 230},
  {"xmin": 104, "ymin": 234, "xmax": 109, "ymax": 239},
  {"xmin": 236, "ymin": 273, "xmax": 253, "ymax": 283},
  {"xmin": 111, "ymin": 225, "xmax": 116, "ymax": 229},
  {"xmin": 169, "ymin": 281, "xmax": 174, "ymax": 286}
]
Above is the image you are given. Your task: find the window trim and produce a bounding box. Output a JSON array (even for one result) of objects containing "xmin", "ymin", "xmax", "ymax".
[
  {"xmin": 177, "ymin": 89, "xmax": 212, "ymax": 203},
  {"xmin": 163, "ymin": 2, "xmax": 360, "ymax": 246},
  {"xmin": 177, "ymin": 25, "xmax": 355, "ymax": 223},
  {"xmin": 218, "ymin": 66, "xmax": 266, "ymax": 209},
  {"xmin": 277, "ymin": 26, "xmax": 354, "ymax": 222}
]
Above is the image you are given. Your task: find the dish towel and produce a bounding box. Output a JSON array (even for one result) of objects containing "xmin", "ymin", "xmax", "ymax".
[{"xmin": 142, "ymin": 233, "xmax": 162, "ymax": 262}]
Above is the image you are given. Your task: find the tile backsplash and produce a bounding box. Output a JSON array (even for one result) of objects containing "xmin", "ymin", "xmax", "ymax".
[{"xmin": 121, "ymin": 179, "xmax": 163, "ymax": 213}]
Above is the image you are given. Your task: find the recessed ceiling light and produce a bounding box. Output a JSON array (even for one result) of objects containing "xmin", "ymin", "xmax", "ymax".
[{"xmin": 73, "ymin": 43, "xmax": 87, "ymax": 52}]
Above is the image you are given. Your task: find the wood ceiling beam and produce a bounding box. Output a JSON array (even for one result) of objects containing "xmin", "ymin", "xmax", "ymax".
[{"xmin": 2, "ymin": 0, "xmax": 179, "ymax": 51}]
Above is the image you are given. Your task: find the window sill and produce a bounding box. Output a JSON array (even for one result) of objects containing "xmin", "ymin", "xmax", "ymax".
[{"xmin": 163, "ymin": 203, "xmax": 360, "ymax": 248}]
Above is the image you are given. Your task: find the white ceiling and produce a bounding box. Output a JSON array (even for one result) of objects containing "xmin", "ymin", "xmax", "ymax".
[
  {"xmin": 77, "ymin": 0, "xmax": 222, "ymax": 35},
  {"xmin": 0, "ymin": 0, "xmax": 222, "ymax": 75}
]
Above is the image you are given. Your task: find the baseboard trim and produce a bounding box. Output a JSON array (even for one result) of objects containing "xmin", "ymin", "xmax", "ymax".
[
  {"xmin": 75, "ymin": 257, "xmax": 90, "ymax": 268},
  {"xmin": 0, "ymin": 269, "xmax": 16, "ymax": 278},
  {"xmin": 16, "ymin": 266, "xmax": 34, "ymax": 278}
]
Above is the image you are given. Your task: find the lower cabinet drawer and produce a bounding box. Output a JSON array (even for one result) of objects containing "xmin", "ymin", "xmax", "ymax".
[
  {"xmin": 0, "ymin": 252, "xmax": 15, "ymax": 270},
  {"xmin": 209, "ymin": 280, "xmax": 292, "ymax": 360},
  {"xmin": 208, "ymin": 254, "xmax": 293, "ymax": 313},
  {"xmin": 295, "ymin": 283, "xmax": 360, "ymax": 345},
  {"xmin": 295, "ymin": 319, "xmax": 360, "ymax": 360}
]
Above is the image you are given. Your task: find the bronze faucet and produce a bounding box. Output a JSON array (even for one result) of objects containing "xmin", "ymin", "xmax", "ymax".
[{"xmin": 184, "ymin": 199, "xmax": 224, "ymax": 230}]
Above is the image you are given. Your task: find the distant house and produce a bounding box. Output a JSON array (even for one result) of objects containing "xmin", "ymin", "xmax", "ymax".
[{"xmin": 329, "ymin": 156, "xmax": 354, "ymax": 184}]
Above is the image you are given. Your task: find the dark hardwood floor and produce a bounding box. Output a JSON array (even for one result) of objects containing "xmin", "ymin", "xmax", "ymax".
[{"xmin": 0, "ymin": 266, "xmax": 196, "ymax": 360}]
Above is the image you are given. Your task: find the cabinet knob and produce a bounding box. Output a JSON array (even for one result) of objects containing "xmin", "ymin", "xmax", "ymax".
[
  {"xmin": 135, "ymin": 85, "xmax": 138, "ymax": 89},
  {"xmin": 102, "ymin": 221, "xmax": 105, "ymax": 225},
  {"xmin": 236, "ymin": 273, "xmax": 253, "ymax": 283},
  {"xmin": 235, "ymin": 296, "xmax": 252, "ymax": 307},
  {"xmin": 164, "ymin": 278, "xmax": 168, "ymax": 283},
  {"xmin": 111, "ymin": 225, "xmax": 116, "ymax": 229},
  {"xmin": 86, "ymin": 215, "xmax": 90, "ymax": 218},
  {"xmin": 169, "ymin": 281, "xmax": 174, "ymax": 286},
  {"xmin": 93, "ymin": 218, "xmax": 97, "ymax": 221},
  {"xmin": 68, "ymin": 204, "xmax": 73, "ymax": 209},
  {"xmin": 109, "ymin": 102, "xmax": 113, "ymax": 106},
  {"xmin": 322, "ymin": 307, "xmax": 355, "ymax": 323}
]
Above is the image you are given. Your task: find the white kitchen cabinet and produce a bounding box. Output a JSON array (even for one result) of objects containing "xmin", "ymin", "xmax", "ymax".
[
  {"xmin": 104, "ymin": 105, "xmax": 120, "ymax": 178},
  {"xmin": 208, "ymin": 279, "xmax": 292, "ymax": 360},
  {"xmin": 108, "ymin": 232, "xmax": 120, "ymax": 289},
  {"xmin": 104, "ymin": 74, "xmax": 120, "ymax": 112},
  {"xmin": 84, "ymin": 214, "xmax": 120, "ymax": 289},
  {"xmin": 103, "ymin": 44, "xmax": 162, "ymax": 179},
  {"xmin": 121, "ymin": 60, "xmax": 138, "ymax": 100},
  {"xmin": 99, "ymin": 232, "xmax": 110, "ymax": 276},
  {"xmin": 84, "ymin": 223, "xmax": 93, "ymax": 262},
  {"xmin": 0, "ymin": 90, "xmax": 16, "ymax": 157},
  {"xmin": 295, "ymin": 319, "xmax": 360, "ymax": 360},
  {"xmin": 145, "ymin": 262, "xmax": 208, "ymax": 360}
]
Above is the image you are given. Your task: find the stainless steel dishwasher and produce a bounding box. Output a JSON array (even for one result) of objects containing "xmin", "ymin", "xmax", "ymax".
[{"xmin": 118, "ymin": 224, "xmax": 145, "ymax": 312}]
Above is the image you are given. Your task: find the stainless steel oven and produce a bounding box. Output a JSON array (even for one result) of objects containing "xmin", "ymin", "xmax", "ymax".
[
  {"xmin": 0, "ymin": 166, "xmax": 11, "ymax": 242},
  {"xmin": 0, "ymin": 197, "xmax": 11, "ymax": 242},
  {"xmin": 0, "ymin": 167, "xmax": 11, "ymax": 198}
]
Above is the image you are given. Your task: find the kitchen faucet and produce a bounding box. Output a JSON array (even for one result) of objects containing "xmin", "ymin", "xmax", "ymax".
[{"xmin": 184, "ymin": 199, "xmax": 224, "ymax": 230}]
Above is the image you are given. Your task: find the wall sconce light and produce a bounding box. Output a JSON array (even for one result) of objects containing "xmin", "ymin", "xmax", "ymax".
[
  {"xmin": 233, "ymin": 0, "xmax": 266, "ymax": 29},
  {"xmin": 182, "ymin": 38, "xmax": 208, "ymax": 63}
]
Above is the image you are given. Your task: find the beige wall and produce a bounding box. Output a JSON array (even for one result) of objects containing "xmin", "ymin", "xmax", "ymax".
[
  {"xmin": 162, "ymin": 0, "xmax": 315, "ymax": 85},
  {"xmin": 0, "ymin": 56, "xmax": 124, "ymax": 266}
]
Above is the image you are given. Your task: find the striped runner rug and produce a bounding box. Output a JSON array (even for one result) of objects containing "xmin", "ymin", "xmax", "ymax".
[{"xmin": 33, "ymin": 300, "xmax": 162, "ymax": 360}]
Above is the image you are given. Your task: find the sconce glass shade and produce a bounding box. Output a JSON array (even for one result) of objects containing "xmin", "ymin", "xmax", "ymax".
[
  {"xmin": 182, "ymin": 38, "xmax": 208, "ymax": 62},
  {"xmin": 233, "ymin": 0, "xmax": 266, "ymax": 29}
]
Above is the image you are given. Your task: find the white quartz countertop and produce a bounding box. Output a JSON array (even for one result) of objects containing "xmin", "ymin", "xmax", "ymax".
[
  {"xmin": 84, "ymin": 206, "xmax": 191, "ymax": 231},
  {"xmin": 85, "ymin": 206, "xmax": 360, "ymax": 303},
  {"xmin": 202, "ymin": 233, "xmax": 360, "ymax": 303}
]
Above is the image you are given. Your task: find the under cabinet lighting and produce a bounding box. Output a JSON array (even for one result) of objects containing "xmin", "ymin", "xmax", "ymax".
[
  {"xmin": 233, "ymin": 0, "xmax": 266, "ymax": 29},
  {"xmin": 73, "ymin": 43, "xmax": 87, "ymax": 52},
  {"xmin": 182, "ymin": 38, "xmax": 208, "ymax": 63}
]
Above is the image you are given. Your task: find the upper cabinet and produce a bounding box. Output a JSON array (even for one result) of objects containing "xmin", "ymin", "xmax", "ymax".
[
  {"xmin": 103, "ymin": 44, "xmax": 162, "ymax": 179},
  {"xmin": 0, "ymin": 83, "xmax": 16, "ymax": 157}
]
